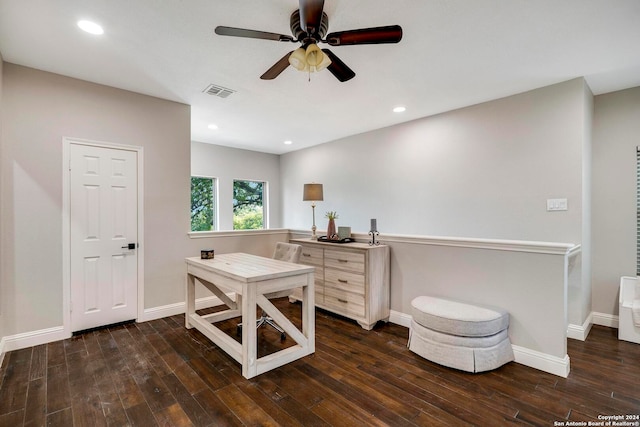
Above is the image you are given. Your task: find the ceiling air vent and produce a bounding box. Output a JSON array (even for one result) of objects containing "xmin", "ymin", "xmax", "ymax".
[{"xmin": 203, "ymin": 84, "xmax": 235, "ymax": 98}]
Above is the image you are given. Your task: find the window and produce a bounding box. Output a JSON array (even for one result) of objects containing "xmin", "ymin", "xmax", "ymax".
[
  {"xmin": 233, "ymin": 180, "xmax": 266, "ymax": 230},
  {"xmin": 191, "ymin": 176, "xmax": 217, "ymax": 231}
]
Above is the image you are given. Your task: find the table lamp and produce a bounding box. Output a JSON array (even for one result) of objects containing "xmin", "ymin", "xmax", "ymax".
[{"xmin": 303, "ymin": 183, "xmax": 323, "ymax": 238}]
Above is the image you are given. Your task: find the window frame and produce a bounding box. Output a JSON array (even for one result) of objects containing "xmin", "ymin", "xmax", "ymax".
[
  {"xmin": 232, "ymin": 179, "xmax": 268, "ymax": 230},
  {"xmin": 190, "ymin": 175, "xmax": 218, "ymax": 232}
]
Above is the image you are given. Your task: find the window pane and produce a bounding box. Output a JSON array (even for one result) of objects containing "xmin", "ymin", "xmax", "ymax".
[
  {"xmin": 191, "ymin": 177, "xmax": 215, "ymax": 231},
  {"xmin": 233, "ymin": 180, "xmax": 264, "ymax": 230}
]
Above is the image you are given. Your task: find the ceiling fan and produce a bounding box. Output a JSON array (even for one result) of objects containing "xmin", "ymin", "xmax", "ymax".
[{"xmin": 214, "ymin": 0, "xmax": 403, "ymax": 82}]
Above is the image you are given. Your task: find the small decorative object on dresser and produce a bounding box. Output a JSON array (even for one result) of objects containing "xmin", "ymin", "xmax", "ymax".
[
  {"xmin": 289, "ymin": 238, "xmax": 390, "ymax": 330},
  {"xmin": 338, "ymin": 226, "xmax": 351, "ymax": 239},
  {"xmin": 325, "ymin": 211, "xmax": 339, "ymax": 240},
  {"xmin": 369, "ymin": 218, "xmax": 380, "ymax": 246}
]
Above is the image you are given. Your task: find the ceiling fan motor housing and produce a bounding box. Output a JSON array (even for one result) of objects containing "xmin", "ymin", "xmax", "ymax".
[{"xmin": 290, "ymin": 10, "xmax": 329, "ymax": 45}]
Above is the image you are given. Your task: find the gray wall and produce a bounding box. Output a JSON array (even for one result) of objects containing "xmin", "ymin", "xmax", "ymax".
[
  {"xmin": 1, "ymin": 64, "xmax": 191, "ymax": 335},
  {"xmin": 191, "ymin": 141, "xmax": 281, "ymax": 230},
  {"xmin": 0, "ymin": 52, "xmax": 4, "ymax": 341},
  {"xmin": 592, "ymin": 86, "xmax": 640, "ymax": 316},
  {"xmin": 282, "ymin": 78, "xmax": 589, "ymax": 244},
  {"xmin": 281, "ymin": 79, "xmax": 592, "ymax": 359}
]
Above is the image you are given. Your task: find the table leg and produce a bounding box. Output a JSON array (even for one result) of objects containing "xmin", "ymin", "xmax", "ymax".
[
  {"xmin": 241, "ymin": 283, "xmax": 257, "ymax": 379},
  {"xmin": 302, "ymin": 272, "xmax": 315, "ymax": 352},
  {"xmin": 185, "ymin": 273, "xmax": 195, "ymax": 329}
]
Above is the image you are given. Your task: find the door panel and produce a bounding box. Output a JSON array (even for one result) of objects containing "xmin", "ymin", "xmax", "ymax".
[{"xmin": 70, "ymin": 144, "xmax": 138, "ymax": 332}]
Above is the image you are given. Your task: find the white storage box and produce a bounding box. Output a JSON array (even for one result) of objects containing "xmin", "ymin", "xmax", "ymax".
[{"xmin": 619, "ymin": 276, "xmax": 640, "ymax": 344}]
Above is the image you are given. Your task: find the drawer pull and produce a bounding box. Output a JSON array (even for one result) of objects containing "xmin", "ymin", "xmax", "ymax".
[
  {"xmin": 338, "ymin": 259, "xmax": 348, "ymax": 263},
  {"xmin": 338, "ymin": 298, "xmax": 348, "ymax": 303},
  {"xmin": 338, "ymin": 279, "xmax": 348, "ymax": 283},
  {"xmin": 302, "ymin": 253, "xmax": 311, "ymax": 257}
]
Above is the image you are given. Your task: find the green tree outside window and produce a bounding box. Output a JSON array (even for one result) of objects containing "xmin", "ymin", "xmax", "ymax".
[
  {"xmin": 233, "ymin": 180, "xmax": 265, "ymax": 230},
  {"xmin": 191, "ymin": 177, "xmax": 215, "ymax": 231}
]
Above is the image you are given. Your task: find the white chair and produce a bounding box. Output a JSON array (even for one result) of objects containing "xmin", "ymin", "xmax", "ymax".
[{"xmin": 237, "ymin": 242, "xmax": 302, "ymax": 340}]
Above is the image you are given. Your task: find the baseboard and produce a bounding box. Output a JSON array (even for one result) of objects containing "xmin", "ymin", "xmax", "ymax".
[
  {"xmin": 0, "ymin": 337, "xmax": 5, "ymax": 368},
  {"xmin": 389, "ymin": 309, "xmax": 412, "ymax": 328},
  {"xmin": 0, "ymin": 296, "xmax": 228, "ymax": 362},
  {"xmin": 567, "ymin": 312, "xmax": 593, "ymax": 341},
  {"xmin": 140, "ymin": 295, "xmax": 228, "ymax": 323},
  {"xmin": 512, "ymin": 345, "xmax": 570, "ymax": 378},
  {"xmin": 0, "ymin": 326, "xmax": 68, "ymax": 358},
  {"xmin": 592, "ymin": 311, "xmax": 619, "ymax": 329}
]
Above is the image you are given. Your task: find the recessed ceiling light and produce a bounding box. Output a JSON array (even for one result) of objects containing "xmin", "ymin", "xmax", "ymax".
[
  {"xmin": 393, "ymin": 106, "xmax": 406, "ymax": 113},
  {"xmin": 284, "ymin": 140, "xmax": 293, "ymax": 145},
  {"xmin": 77, "ymin": 20, "xmax": 104, "ymax": 35},
  {"xmin": 207, "ymin": 124, "xmax": 219, "ymax": 130}
]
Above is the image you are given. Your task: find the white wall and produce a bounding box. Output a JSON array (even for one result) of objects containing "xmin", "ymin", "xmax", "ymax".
[
  {"xmin": 592, "ymin": 86, "xmax": 640, "ymax": 316},
  {"xmin": 577, "ymin": 82, "xmax": 594, "ymax": 326},
  {"xmin": 0, "ymin": 64, "xmax": 191, "ymax": 335},
  {"xmin": 190, "ymin": 141, "xmax": 281, "ymax": 230},
  {"xmin": 282, "ymin": 79, "xmax": 588, "ymax": 244}
]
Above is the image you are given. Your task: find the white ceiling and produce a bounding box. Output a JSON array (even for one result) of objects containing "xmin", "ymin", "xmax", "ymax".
[{"xmin": 1, "ymin": 0, "xmax": 639, "ymax": 154}]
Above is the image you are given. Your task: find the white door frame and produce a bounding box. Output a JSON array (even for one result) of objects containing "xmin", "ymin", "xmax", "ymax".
[{"xmin": 62, "ymin": 137, "xmax": 145, "ymax": 337}]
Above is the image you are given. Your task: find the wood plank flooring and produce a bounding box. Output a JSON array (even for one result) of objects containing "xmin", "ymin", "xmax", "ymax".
[{"xmin": 0, "ymin": 299, "xmax": 639, "ymax": 426}]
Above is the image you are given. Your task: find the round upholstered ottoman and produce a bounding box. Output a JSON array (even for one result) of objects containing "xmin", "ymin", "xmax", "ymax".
[{"xmin": 408, "ymin": 296, "xmax": 514, "ymax": 373}]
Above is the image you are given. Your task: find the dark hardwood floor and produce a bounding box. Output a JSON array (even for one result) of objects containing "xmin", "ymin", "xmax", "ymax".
[{"xmin": 1, "ymin": 299, "xmax": 639, "ymax": 426}]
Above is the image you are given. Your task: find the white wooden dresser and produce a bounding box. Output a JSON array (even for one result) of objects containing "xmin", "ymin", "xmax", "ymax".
[{"xmin": 289, "ymin": 238, "xmax": 390, "ymax": 330}]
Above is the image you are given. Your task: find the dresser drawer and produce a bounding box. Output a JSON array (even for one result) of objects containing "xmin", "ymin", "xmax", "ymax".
[
  {"xmin": 324, "ymin": 269, "xmax": 364, "ymax": 294},
  {"xmin": 324, "ymin": 288, "xmax": 365, "ymax": 318},
  {"xmin": 289, "ymin": 284, "xmax": 324, "ymax": 304},
  {"xmin": 300, "ymin": 246, "xmax": 323, "ymax": 267},
  {"xmin": 325, "ymin": 249, "xmax": 365, "ymax": 274}
]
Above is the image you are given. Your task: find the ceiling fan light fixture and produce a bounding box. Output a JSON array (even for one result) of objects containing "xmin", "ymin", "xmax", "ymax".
[
  {"xmin": 288, "ymin": 44, "xmax": 332, "ymax": 74},
  {"xmin": 215, "ymin": 2, "xmax": 401, "ymax": 82},
  {"xmin": 304, "ymin": 44, "xmax": 323, "ymax": 67},
  {"xmin": 315, "ymin": 52, "xmax": 332, "ymax": 72},
  {"xmin": 289, "ymin": 47, "xmax": 307, "ymax": 70}
]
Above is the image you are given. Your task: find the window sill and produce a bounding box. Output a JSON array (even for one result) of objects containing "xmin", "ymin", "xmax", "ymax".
[{"xmin": 188, "ymin": 228, "xmax": 290, "ymax": 239}]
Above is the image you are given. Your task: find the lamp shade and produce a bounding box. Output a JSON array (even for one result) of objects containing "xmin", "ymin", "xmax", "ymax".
[
  {"xmin": 303, "ymin": 183, "xmax": 323, "ymax": 201},
  {"xmin": 305, "ymin": 44, "xmax": 323, "ymax": 67},
  {"xmin": 315, "ymin": 51, "xmax": 332, "ymax": 71},
  {"xmin": 288, "ymin": 47, "xmax": 307, "ymax": 71}
]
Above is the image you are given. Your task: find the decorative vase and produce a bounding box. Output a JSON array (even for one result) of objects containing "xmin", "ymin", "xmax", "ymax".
[{"xmin": 327, "ymin": 218, "xmax": 337, "ymax": 239}]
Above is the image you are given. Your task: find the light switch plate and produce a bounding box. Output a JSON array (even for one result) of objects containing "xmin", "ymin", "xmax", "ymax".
[{"xmin": 547, "ymin": 198, "xmax": 568, "ymax": 211}]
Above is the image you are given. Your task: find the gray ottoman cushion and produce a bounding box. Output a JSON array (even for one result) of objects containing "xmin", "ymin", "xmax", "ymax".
[
  {"xmin": 411, "ymin": 296, "xmax": 509, "ymax": 337},
  {"xmin": 411, "ymin": 319, "xmax": 510, "ymax": 348}
]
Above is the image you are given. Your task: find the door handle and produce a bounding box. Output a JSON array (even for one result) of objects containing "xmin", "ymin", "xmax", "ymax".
[{"xmin": 121, "ymin": 243, "xmax": 136, "ymax": 250}]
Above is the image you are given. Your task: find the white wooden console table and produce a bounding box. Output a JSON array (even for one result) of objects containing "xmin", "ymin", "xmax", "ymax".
[{"xmin": 185, "ymin": 253, "xmax": 315, "ymax": 379}]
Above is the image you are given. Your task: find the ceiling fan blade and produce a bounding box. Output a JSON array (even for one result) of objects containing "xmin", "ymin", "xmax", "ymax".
[
  {"xmin": 260, "ymin": 52, "xmax": 293, "ymax": 80},
  {"xmin": 299, "ymin": 0, "xmax": 324, "ymax": 34},
  {"xmin": 322, "ymin": 49, "xmax": 355, "ymax": 82},
  {"xmin": 215, "ymin": 26, "xmax": 294, "ymax": 42},
  {"xmin": 325, "ymin": 25, "xmax": 403, "ymax": 46}
]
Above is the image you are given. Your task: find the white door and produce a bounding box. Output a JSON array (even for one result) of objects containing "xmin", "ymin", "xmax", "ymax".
[{"xmin": 70, "ymin": 143, "xmax": 138, "ymax": 332}]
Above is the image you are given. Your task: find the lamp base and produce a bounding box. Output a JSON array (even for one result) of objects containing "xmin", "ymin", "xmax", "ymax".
[{"xmin": 311, "ymin": 225, "xmax": 317, "ymax": 239}]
